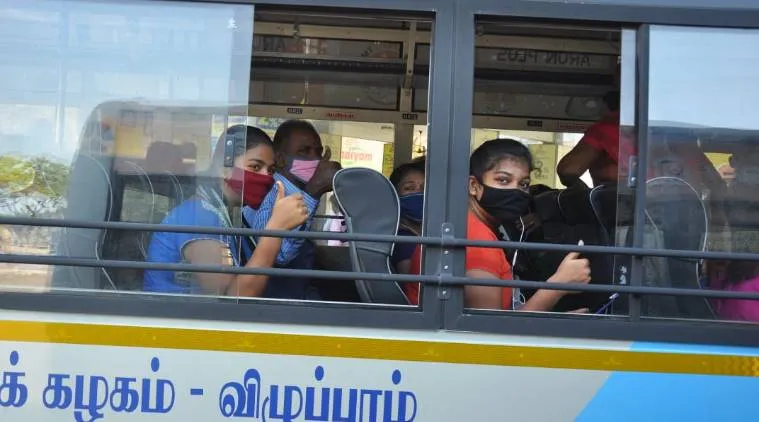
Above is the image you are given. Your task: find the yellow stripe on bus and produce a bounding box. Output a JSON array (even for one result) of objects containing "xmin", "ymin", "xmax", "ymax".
[{"xmin": 0, "ymin": 320, "xmax": 757, "ymax": 377}]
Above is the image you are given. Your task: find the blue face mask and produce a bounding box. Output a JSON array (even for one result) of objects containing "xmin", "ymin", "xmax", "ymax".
[{"xmin": 399, "ymin": 193, "xmax": 424, "ymax": 222}]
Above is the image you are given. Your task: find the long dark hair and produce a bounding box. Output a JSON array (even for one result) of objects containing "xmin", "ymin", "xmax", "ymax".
[
  {"xmin": 470, "ymin": 138, "xmax": 534, "ymax": 182},
  {"xmin": 210, "ymin": 124, "xmax": 273, "ymax": 173},
  {"xmin": 199, "ymin": 125, "xmax": 273, "ymax": 202},
  {"xmin": 389, "ymin": 158, "xmax": 426, "ymax": 191}
]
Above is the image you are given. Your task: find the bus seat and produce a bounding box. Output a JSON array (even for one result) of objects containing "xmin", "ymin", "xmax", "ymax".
[
  {"xmin": 99, "ymin": 161, "xmax": 157, "ymax": 291},
  {"xmin": 589, "ymin": 184, "xmax": 618, "ymax": 242},
  {"xmin": 104, "ymin": 168, "xmax": 194, "ymax": 291},
  {"xmin": 51, "ymin": 153, "xmax": 114, "ymax": 290},
  {"xmin": 145, "ymin": 142, "xmax": 186, "ymax": 198},
  {"xmin": 533, "ymin": 189, "xmax": 563, "ymax": 225},
  {"xmin": 589, "ymin": 183, "xmax": 638, "ymax": 315},
  {"xmin": 332, "ymin": 167, "xmax": 408, "ymax": 305},
  {"xmin": 166, "ymin": 172, "xmax": 188, "ymax": 205},
  {"xmin": 312, "ymin": 244, "xmax": 361, "ymax": 302},
  {"xmin": 557, "ymin": 185, "xmax": 596, "ymax": 226},
  {"xmin": 530, "ymin": 189, "xmax": 565, "ymax": 252},
  {"xmin": 515, "ymin": 189, "xmax": 565, "ymax": 301},
  {"xmin": 645, "ymin": 176, "xmax": 714, "ymax": 319},
  {"xmin": 554, "ymin": 185, "xmax": 614, "ymax": 312},
  {"xmin": 146, "ymin": 142, "xmax": 185, "ymax": 173}
]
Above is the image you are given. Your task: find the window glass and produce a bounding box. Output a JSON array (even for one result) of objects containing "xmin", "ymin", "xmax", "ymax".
[
  {"xmin": 0, "ymin": 0, "xmax": 254, "ymax": 292},
  {"xmin": 251, "ymin": 36, "xmax": 403, "ymax": 110},
  {"xmin": 461, "ymin": 18, "xmax": 627, "ymax": 315},
  {"xmin": 415, "ymin": 42, "xmax": 617, "ymax": 120},
  {"xmin": 646, "ymin": 26, "xmax": 759, "ymax": 321}
]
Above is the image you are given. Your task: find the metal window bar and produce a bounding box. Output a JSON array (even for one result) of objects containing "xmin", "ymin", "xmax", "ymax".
[
  {"xmin": 4, "ymin": 215, "xmax": 759, "ymax": 262},
  {"xmin": 629, "ymin": 24, "xmax": 651, "ymax": 321},
  {"xmin": 417, "ymin": 2, "xmax": 460, "ymax": 325},
  {"xmin": 3, "ymin": 253, "xmax": 759, "ymax": 302},
  {"xmin": 470, "ymin": 0, "xmax": 759, "ymax": 29},
  {"xmin": 431, "ymin": 0, "xmax": 477, "ymax": 328}
]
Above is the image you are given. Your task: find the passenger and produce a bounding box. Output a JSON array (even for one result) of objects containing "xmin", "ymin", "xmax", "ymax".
[
  {"xmin": 406, "ymin": 139, "xmax": 592, "ymax": 311},
  {"xmin": 241, "ymin": 120, "xmax": 341, "ymax": 299},
  {"xmin": 557, "ymin": 91, "xmax": 630, "ymax": 188},
  {"xmin": 144, "ymin": 125, "xmax": 308, "ymax": 296},
  {"xmin": 711, "ymin": 261, "xmax": 759, "ymax": 322},
  {"xmin": 389, "ymin": 157, "xmax": 426, "ymax": 274}
]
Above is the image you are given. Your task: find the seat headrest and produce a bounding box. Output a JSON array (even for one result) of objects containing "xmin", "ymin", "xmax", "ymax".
[
  {"xmin": 146, "ymin": 142, "xmax": 184, "ymax": 175},
  {"xmin": 333, "ymin": 167, "xmax": 406, "ymax": 305},
  {"xmin": 645, "ymin": 177, "xmax": 706, "ymax": 233},
  {"xmin": 646, "ymin": 177, "xmax": 702, "ymax": 204},
  {"xmin": 589, "ymin": 184, "xmax": 619, "ymax": 230},
  {"xmin": 558, "ymin": 186, "xmax": 596, "ymax": 225},
  {"xmin": 533, "ymin": 190, "xmax": 563, "ymax": 223},
  {"xmin": 333, "ymin": 168, "xmax": 399, "ymax": 252}
]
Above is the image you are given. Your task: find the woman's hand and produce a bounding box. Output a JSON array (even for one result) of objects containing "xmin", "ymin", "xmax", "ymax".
[
  {"xmin": 548, "ymin": 241, "xmax": 591, "ymax": 289},
  {"xmin": 268, "ymin": 181, "xmax": 309, "ymax": 230}
]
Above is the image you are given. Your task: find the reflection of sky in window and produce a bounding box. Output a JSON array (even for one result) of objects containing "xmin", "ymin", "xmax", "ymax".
[
  {"xmin": 648, "ymin": 26, "xmax": 759, "ymax": 130},
  {"xmin": 0, "ymin": 0, "xmax": 253, "ymax": 159}
]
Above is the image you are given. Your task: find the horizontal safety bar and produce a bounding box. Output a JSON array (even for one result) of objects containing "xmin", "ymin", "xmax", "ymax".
[
  {"xmin": 3, "ymin": 215, "xmax": 759, "ymax": 262},
  {"xmin": 3, "ymin": 253, "xmax": 759, "ymax": 302}
]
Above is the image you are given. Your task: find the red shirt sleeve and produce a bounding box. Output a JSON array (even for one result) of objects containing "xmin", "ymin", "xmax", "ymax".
[
  {"xmin": 465, "ymin": 213, "xmax": 512, "ymax": 279},
  {"xmin": 580, "ymin": 121, "xmax": 618, "ymax": 159},
  {"xmin": 465, "ymin": 246, "xmax": 510, "ymax": 277},
  {"xmin": 465, "ymin": 213, "xmax": 513, "ymax": 310},
  {"xmin": 404, "ymin": 215, "xmax": 513, "ymax": 308}
]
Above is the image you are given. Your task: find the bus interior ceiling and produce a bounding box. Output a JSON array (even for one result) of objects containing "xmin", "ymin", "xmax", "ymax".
[{"xmin": 249, "ymin": 10, "xmax": 622, "ymax": 168}]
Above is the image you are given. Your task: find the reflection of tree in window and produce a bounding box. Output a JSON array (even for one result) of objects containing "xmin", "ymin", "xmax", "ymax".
[
  {"xmin": 0, "ymin": 156, "xmax": 70, "ymax": 249},
  {"xmin": 0, "ymin": 156, "xmax": 69, "ymax": 218}
]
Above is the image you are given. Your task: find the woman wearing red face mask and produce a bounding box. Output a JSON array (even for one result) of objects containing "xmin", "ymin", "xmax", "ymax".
[{"xmin": 144, "ymin": 125, "xmax": 309, "ymax": 297}]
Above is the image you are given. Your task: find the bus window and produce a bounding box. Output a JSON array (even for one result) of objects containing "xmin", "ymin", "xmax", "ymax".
[
  {"xmin": 0, "ymin": 2, "xmax": 435, "ymax": 306},
  {"xmin": 646, "ymin": 26, "xmax": 759, "ymax": 322},
  {"xmin": 235, "ymin": 10, "xmax": 433, "ymax": 305},
  {"xmin": 0, "ymin": 0, "xmax": 255, "ymax": 293},
  {"xmin": 455, "ymin": 18, "xmax": 625, "ymax": 314}
]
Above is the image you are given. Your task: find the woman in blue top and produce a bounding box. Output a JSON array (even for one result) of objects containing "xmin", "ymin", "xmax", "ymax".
[
  {"xmin": 389, "ymin": 157, "xmax": 425, "ymax": 274},
  {"xmin": 144, "ymin": 125, "xmax": 309, "ymax": 297}
]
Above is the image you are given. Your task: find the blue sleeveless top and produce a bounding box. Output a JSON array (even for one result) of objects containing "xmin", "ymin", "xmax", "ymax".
[
  {"xmin": 144, "ymin": 185, "xmax": 319, "ymax": 300},
  {"xmin": 144, "ymin": 192, "xmax": 241, "ymax": 294}
]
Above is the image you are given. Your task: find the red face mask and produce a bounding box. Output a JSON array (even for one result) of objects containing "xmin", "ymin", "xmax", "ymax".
[{"xmin": 225, "ymin": 167, "xmax": 275, "ymax": 208}]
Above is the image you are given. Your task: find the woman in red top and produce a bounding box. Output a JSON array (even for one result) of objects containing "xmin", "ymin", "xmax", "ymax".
[{"xmin": 405, "ymin": 139, "xmax": 592, "ymax": 311}]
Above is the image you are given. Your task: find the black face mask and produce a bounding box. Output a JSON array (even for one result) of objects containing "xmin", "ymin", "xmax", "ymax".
[{"xmin": 477, "ymin": 185, "xmax": 531, "ymax": 223}]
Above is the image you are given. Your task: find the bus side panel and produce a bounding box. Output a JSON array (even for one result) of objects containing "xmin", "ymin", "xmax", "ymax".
[
  {"xmin": 0, "ymin": 339, "xmax": 611, "ymax": 421},
  {"xmin": 1, "ymin": 319, "xmax": 758, "ymax": 421}
]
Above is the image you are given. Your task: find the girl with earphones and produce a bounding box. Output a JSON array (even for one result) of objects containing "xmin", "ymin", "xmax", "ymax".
[{"xmin": 405, "ymin": 139, "xmax": 591, "ymax": 311}]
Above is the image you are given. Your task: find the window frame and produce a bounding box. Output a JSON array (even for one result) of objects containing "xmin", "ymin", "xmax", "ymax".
[
  {"xmin": 1, "ymin": 0, "xmax": 759, "ymax": 347},
  {"xmin": 443, "ymin": 0, "xmax": 759, "ymax": 346}
]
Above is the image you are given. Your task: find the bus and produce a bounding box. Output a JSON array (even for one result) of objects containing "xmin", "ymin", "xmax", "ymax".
[{"xmin": 1, "ymin": 0, "xmax": 759, "ymax": 420}]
